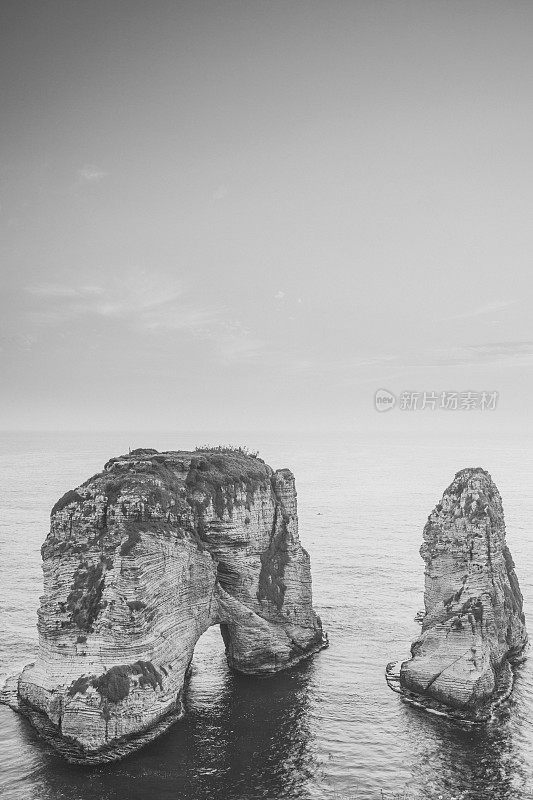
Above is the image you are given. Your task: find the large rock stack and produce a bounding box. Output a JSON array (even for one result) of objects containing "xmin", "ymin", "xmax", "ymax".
[{"xmin": 13, "ymin": 448, "xmax": 325, "ymax": 762}]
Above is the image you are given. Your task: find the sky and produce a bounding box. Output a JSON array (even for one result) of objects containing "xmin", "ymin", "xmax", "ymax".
[{"xmin": 1, "ymin": 0, "xmax": 533, "ymax": 432}]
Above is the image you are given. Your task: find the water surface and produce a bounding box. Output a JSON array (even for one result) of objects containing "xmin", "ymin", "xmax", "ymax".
[{"xmin": 1, "ymin": 431, "xmax": 533, "ymax": 800}]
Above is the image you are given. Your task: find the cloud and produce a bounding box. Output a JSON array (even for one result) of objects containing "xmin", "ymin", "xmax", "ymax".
[
  {"xmin": 211, "ymin": 319, "xmax": 265, "ymax": 363},
  {"xmin": 286, "ymin": 341, "xmax": 533, "ymax": 381},
  {"xmin": 434, "ymin": 341, "xmax": 533, "ymax": 366},
  {"xmin": 381, "ymin": 341, "xmax": 533, "ymax": 369},
  {"xmin": 291, "ymin": 353, "xmax": 396, "ymax": 376},
  {"xmin": 442, "ymin": 299, "xmax": 517, "ymax": 321},
  {"xmin": 212, "ymin": 185, "xmax": 228, "ymax": 202},
  {"xmin": 24, "ymin": 275, "xmax": 263, "ymax": 364},
  {"xmin": 0, "ymin": 332, "xmax": 36, "ymax": 353},
  {"xmin": 78, "ymin": 165, "xmax": 107, "ymax": 183},
  {"xmin": 274, "ymin": 290, "xmax": 285, "ymax": 300},
  {"xmin": 215, "ymin": 333, "xmax": 265, "ymax": 363},
  {"xmin": 26, "ymin": 284, "xmax": 104, "ymax": 298},
  {"xmin": 147, "ymin": 312, "xmax": 264, "ymax": 362},
  {"xmin": 143, "ymin": 306, "xmax": 217, "ymax": 334},
  {"xmin": 26, "ymin": 278, "xmax": 186, "ymax": 325},
  {"xmin": 94, "ymin": 288, "xmax": 185, "ymax": 321}
]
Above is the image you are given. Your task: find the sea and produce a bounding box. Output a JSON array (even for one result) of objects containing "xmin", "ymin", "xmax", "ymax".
[{"xmin": 1, "ymin": 430, "xmax": 533, "ymax": 800}]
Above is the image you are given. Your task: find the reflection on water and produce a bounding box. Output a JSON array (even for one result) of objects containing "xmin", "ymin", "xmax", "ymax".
[
  {"xmin": 398, "ymin": 678, "xmax": 531, "ymax": 800},
  {"xmin": 1, "ymin": 628, "xmax": 319, "ymax": 800},
  {"xmin": 3, "ymin": 431, "xmax": 533, "ymax": 800}
]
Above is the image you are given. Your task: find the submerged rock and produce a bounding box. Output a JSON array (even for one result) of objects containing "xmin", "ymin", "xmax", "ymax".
[
  {"xmin": 9, "ymin": 448, "xmax": 326, "ymax": 763},
  {"xmin": 396, "ymin": 468, "xmax": 527, "ymax": 717}
]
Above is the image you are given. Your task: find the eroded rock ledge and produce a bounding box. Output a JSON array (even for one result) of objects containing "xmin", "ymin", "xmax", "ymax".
[
  {"xmin": 389, "ymin": 467, "xmax": 527, "ymax": 719},
  {"xmin": 7, "ymin": 448, "xmax": 326, "ymax": 762}
]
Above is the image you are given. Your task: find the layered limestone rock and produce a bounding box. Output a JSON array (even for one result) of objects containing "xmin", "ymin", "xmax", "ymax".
[
  {"xmin": 13, "ymin": 448, "xmax": 326, "ymax": 762},
  {"xmin": 399, "ymin": 467, "xmax": 527, "ymax": 714}
]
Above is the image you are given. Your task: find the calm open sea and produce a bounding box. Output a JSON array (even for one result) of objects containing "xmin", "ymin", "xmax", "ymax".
[{"xmin": 1, "ymin": 430, "xmax": 533, "ymax": 800}]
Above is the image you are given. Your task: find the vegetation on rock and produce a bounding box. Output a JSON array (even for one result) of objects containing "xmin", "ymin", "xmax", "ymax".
[
  {"xmin": 195, "ymin": 444, "xmax": 260, "ymax": 458},
  {"xmin": 185, "ymin": 451, "xmax": 268, "ymax": 521},
  {"xmin": 127, "ymin": 600, "xmax": 145, "ymax": 612},
  {"xmin": 51, "ymin": 490, "xmax": 84, "ymax": 516},
  {"xmin": 67, "ymin": 661, "xmax": 163, "ymax": 704},
  {"xmin": 120, "ymin": 523, "xmax": 142, "ymax": 556},
  {"xmin": 67, "ymin": 560, "xmax": 107, "ymax": 631}
]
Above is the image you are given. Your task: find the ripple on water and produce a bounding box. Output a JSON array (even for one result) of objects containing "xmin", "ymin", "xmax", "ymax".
[{"xmin": 2, "ymin": 431, "xmax": 533, "ymax": 800}]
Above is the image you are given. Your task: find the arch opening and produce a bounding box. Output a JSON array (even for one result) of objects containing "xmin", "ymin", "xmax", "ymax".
[{"xmin": 186, "ymin": 625, "xmax": 231, "ymax": 712}]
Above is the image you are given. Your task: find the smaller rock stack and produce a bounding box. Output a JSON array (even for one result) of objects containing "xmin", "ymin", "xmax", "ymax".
[{"xmin": 398, "ymin": 468, "xmax": 527, "ymax": 714}]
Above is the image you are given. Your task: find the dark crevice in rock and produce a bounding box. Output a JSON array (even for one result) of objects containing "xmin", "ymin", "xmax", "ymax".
[
  {"xmin": 216, "ymin": 560, "xmax": 240, "ymax": 593},
  {"xmin": 424, "ymin": 648, "xmax": 472, "ymax": 693},
  {"xmin": 257, "ymin": 493, "xmax": 290, "ymax": 611}
]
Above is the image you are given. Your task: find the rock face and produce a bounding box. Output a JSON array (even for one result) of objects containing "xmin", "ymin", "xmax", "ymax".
[
  {"xmin": 15, "ymin": 448, "xmax": 326, "ymax": 762},
  {"xmin": 400, "ymin": 467, "xmax": 527, "ymax": 712}
]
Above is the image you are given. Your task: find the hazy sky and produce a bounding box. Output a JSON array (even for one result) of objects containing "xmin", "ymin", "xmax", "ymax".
[{"xmin": 2, "ymin": 0, "xmax": 533, "ymax": 431}]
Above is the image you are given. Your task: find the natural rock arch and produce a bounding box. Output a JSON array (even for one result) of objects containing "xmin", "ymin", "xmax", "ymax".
[{"xmin": 14, "ymin": 448, "xmax": 326, "ymax": 762}]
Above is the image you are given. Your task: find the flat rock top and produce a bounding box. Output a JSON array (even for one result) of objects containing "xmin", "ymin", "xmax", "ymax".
[
  {"xmin": 104, "ymin": 448, "xmax": 273, "ymax": 479},
  {"xmin": 50, "ymin": 448, "xmax": 280, "ymax": 519}
]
